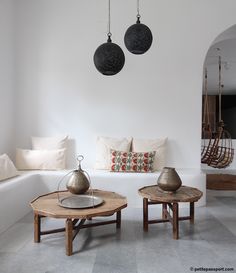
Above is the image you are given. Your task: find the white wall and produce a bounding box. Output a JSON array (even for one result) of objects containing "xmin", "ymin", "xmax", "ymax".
[
  {"xmin": 14, "ymin": 0, "xmax": 236, "ymax": 169},
  {"xmin": 0, "ymin": 0, "xmax": 15, "ymax": 158}
]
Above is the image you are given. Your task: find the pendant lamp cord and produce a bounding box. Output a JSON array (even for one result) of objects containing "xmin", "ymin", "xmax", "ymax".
[
  {"xmin": 107, "ymin": 0, "xmax": 112, "ymax": 42},
  {"xmin": 137, "ymin": 0, "xmax": 141, "ymax": 22}
]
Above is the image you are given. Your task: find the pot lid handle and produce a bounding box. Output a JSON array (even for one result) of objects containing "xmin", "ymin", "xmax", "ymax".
[{"xmin": 77, "ymin": 155, "xmax": 84, "ymax": 170}]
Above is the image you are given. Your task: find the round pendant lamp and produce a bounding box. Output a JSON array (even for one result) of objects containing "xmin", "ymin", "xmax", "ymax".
[
  {"xmin": 94, "ymin": 0, "xmax": 125, "ymax": 76},
  {"xmin": 124, "ymin": 0, "xmax": 153, "ymax": 55}
]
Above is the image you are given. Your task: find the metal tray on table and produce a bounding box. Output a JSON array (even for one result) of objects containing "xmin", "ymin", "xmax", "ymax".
[{"xmin": 58, "ymin": 195, "xmax": 103, "ymax": 209}]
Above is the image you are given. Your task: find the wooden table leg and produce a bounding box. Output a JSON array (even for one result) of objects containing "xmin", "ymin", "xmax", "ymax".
[
  {"xmin": 172, "ymin": 203, "xmax": 179, "ymax": 239},
  {"xmin": 143, "ymin": 198, "xmax": 148, "ymax": 232},
  {"xmin": 190, "ymin": 202, "xmax": 194, "ymax": 224},
  {"xmin": 162, "ymin": 203, "xmax": 167, "ymax": 219},
  {"xmin": 116, "ymin": 210, "xmax": 121, "ymax": 229},
  {"xmin": 65, "ymin": 219, "xmax": 73, "ymax": 256},
  {"xmin": 34, "ymin": 213, "xmax": 41, "ymax": 243}
]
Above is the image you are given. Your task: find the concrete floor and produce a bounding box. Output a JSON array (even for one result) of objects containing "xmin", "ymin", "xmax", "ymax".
[{"xmin": 0, "ymin": 190, "xmax": 235, "ymax": 273}]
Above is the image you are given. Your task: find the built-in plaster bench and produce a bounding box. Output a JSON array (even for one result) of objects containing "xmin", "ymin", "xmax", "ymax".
[{"xmin": 0, "ymin": 169, "xmax": 206, "ymax": 234}]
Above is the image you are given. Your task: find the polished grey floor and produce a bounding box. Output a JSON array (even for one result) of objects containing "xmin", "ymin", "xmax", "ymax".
[{"xmin": 0, "ymin": 190, "xmax": 236, "ymax": 273}]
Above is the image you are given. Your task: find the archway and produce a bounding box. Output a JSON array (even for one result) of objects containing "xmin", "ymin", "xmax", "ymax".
[{"xmin": 201, "ymin": 24, "xmax": 236, "ymax": 190}]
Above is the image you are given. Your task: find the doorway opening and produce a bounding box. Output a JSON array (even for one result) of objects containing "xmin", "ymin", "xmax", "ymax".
[{"xmin": 201, "ymin": 24, "xmax": 236, "ymax": 190}]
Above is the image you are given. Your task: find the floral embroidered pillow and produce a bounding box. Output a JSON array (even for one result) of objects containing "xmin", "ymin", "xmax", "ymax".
[{"xmin": 110, "ymin": 150, "xmax": 156, "ymax": 173}]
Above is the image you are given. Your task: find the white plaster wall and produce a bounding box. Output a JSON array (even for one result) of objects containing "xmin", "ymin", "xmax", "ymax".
[
  {"xmin": 0, "ymin": 0, "xmax": 15, "ymax": 158},
  {"xmin": 14, "ymin": 0, "xmax": 236, "ymax": 169}
]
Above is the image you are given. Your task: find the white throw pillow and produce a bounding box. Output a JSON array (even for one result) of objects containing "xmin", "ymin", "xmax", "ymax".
[
  {"xmin": 16, "ymin": 149, "xmax": 66, "ymax": 170},
  {"xmin": 95, "ymin": 136, "xmax": 132, "ymax": 170},
  {"xmin": 0, "ymin": 154, "xmax": 18, "ymax": 181},
  {"xmin": 31, "ymin": 135, "xmax": 68, "ymax": 150},
  {"xmin": 132, "ymin": 138, "xmax": 168, "ymax": 171}
]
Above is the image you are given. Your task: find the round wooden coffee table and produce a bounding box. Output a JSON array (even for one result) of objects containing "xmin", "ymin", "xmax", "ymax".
[
  {"xmin": 31, "ymin": 189, "xmax": 127, "ymax": 256},
  {"xmin": 138, "ymin": 185, "xmax": 203, "ymax": 239}
]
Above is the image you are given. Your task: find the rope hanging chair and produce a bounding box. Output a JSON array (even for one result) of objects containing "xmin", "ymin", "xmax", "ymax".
[
  {"xmin": 207, "ymin": 122, "xmax": 234, "ymax": 168},
  {"xmin": 201, "ymin": 54, "xmax": 234, "ymax": 168}
]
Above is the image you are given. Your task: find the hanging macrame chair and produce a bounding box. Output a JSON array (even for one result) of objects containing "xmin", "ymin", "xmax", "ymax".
[
  {"xmin": 206, "ymin": 120, "xmax": 234, "ymax": 168},
  {"xmin": 202, "ymin": 54, "xmax": 234, "ymax": 168},
  {"xmin": 201, "ymin": 68, "xmax": 214, "ymax": 163}
]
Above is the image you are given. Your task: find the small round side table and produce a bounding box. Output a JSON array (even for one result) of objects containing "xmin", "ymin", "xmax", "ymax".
[{"xmin": 138, "ymin": 185, "xmax": 203, "ymax": 239}]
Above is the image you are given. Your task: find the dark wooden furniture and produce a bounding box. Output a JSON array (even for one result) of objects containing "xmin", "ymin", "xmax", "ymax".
[
  {"xmin": 138, "ymin": 185, "xmax": 203, "ymax": 239},
  {"xmin": 207, "ymin": 173, "xmax": 236, "ymax": 190},
  {"xmin": 31, "ymin": 190, "xmax": 127, "ymax": 256}
]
